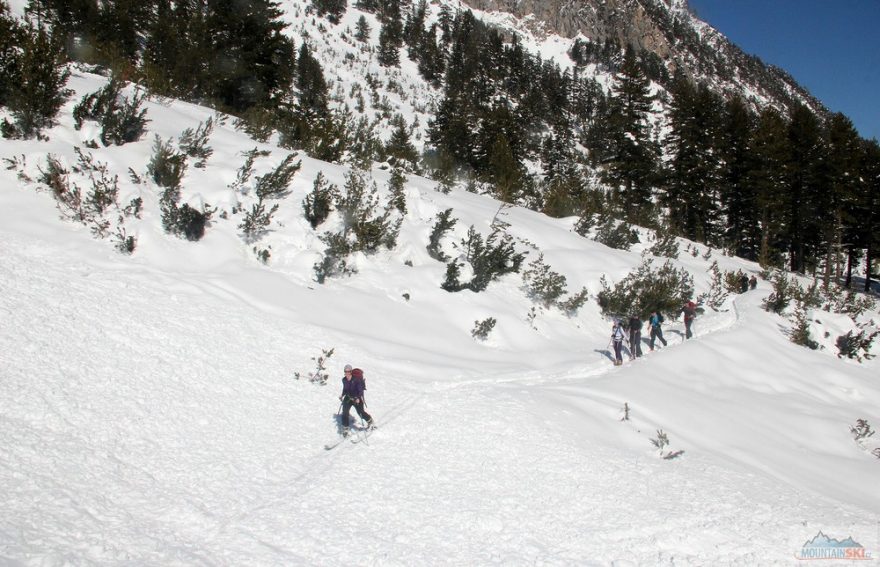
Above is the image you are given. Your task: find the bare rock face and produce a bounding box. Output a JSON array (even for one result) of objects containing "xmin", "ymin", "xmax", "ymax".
[{"xmin": 463, "ymin": 0, "xmax": 677, "ymax": 58}]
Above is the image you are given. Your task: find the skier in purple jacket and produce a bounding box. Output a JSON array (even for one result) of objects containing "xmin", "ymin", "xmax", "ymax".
[{"xmin": 339, "ymin": 365, "xmax": 374, "ymax": 436}]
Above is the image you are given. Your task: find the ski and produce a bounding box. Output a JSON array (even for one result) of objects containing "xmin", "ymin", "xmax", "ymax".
[
  {"xmin": 324, "ymin": 424, "xmax": 377, "ymax": 450},
  {"xmin": 324, "ymin": 438, "xmax": 347, "ymax": 451},
  {"xmin": 350, "ymin": 425, "xmax": 377, "ymax": 444}
]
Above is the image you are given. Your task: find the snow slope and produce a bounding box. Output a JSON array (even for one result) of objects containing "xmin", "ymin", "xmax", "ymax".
[{"xmin": 2, "ymin": 70, "xmax": 879, "ymax": 565}]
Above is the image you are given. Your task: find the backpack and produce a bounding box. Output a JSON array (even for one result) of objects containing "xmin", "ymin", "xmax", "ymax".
[
  {"xmin": 658, "ymin": 313, "xmax": 664, "ymax": 324},
  {"xmin": 613, "ymin": 325, "xmax": 625, "ymax": 341},
  {"xmin": 352, "ymin": 368, "xmax": 366, "ymax": 390}
]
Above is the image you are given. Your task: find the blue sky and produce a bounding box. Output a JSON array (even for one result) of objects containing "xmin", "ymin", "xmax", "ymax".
[{"xmin": 688, "ymin": 0, "xmax": 880, "ymax": 142}]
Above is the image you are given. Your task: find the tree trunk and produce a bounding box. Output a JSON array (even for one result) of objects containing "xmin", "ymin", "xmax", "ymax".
[{"xmin": 845, "ymin": 248, "xmax": 854, "ymax": 289}]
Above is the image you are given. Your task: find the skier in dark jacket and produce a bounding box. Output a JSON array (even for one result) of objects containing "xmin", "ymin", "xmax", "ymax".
[
  {"xmin": 628, "ymin": 314, "xmax": 643, "ymax": 359},
  {"xmin": 749, "ymin": 275, "xmax": 757, "ymax": 290},
  {"xmin": 339, "ymin": 364, "xmax": 373, "ymax": 436},
  {"xmin": 648, "ymin": 310, "xmax": 667, "ymax": 351},
  {"xmin": 682, "ymin": 300, "xmax": 697, "ymax": 339}
]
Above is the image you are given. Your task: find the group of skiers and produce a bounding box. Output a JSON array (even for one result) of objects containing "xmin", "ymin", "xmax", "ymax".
[
  {"xmin": 610, "ymin": 309, "xmax": 672, "ymax": 366},
  {"xmin": 608, "ymin": 273, "xmax": 759, "ymax": 365},
  {"xmin": 336, "ymin": 274, "xmax": 760, "ymax": 433}
]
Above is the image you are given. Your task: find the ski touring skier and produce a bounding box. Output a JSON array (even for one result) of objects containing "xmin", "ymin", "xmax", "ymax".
[
  {"xmin": 682, "ymin": 300, "xmax": 697, "ymax": 340},
  {"xmin": 628, "ymin": 314, "xmax": 643, "ymax": 359},
  {"xmin": 610, "ymin": 320, "xmax": 627, "ymax": 366},
  {"xmin": 648, "ymin": 310, "xmax": 667, "ymax": 351},
  {"xmin": 339, "ymin": 364, "xmax": 374, "ymax": 437}
]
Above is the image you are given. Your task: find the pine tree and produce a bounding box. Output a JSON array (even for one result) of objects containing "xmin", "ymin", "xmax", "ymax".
[
  {"xmin": 785, "ymin": 104, "xmax": 828, "ymax": 274},
  {"xmin": 142, "ymin": 0, "xmax": 185, "ymax": 96},
  {"xmin": 749, "ymin": 108, "xmax": 790, "ymax": 269},
  {"xmin": 312, "ymin": 0, "xmax": 346, "ymax": 24},
  {"xmin": 376, "ymin": 0, "xmax": 402, "ymax": 67},
  {"xmin": 0, "ymin": 3, "xmax": 23, "ymax": 108},
  {"xmin": 25, "ymin": 0, "xmax": 99, "ymax": 60},
  {"xmin": 202, "ymin": 0, "xmax": 295, "ymax": 113},
  {"xmin": 663, "ymin": 75, "xmax": 724, "ymax": 243},
  {"xmin": 858, "ymin": 138, "xmax": 880, "ymax": 292},
  {"xmin": 354, "ymin": 15, "xmax": 370, "ymax": 42},
  {"xmin": 384, "ymin": 115, "xmax": 419, "ymax": 170},
  {"xmin": 824, "ymin": 113, "xmax": 862, "ymax": 288},
  {"xmin": 4, "ymin": 23, "xmax": 70, "ymax": 138},
  {"xmin": 604, "ymin": 46, "xmax": 658, "ymax": 223},
  {"xmin": 718, "ymin": 96, "xmax": 757, "ymax": 258},
  {"xmin": 94, "ymin": 0, "xmax": 152, "ymax": 66}
]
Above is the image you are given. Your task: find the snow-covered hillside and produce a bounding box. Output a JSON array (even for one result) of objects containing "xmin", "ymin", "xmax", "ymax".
[{"xmin": 2, "ymin": 63, "xmax": 879, "ymax": 564}]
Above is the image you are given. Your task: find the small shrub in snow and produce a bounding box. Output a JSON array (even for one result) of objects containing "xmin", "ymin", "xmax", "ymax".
[
  {"xmin": 762, "ymin": 272, "xmax": 794, "ymax": 315},
  {"xmin": 314, "ymin": 231, "xmax": 355, "ymax": 283},
  {"xmin": 650, "ymin": 429, "xmax": 684, "ymax": 460},
  {"xmin": 647, "ymin": 228, "xmax": 679, "ymax": 258},
  {"xmin": 723, "ymin": 268, "xmax": 749, "ymax": 294},
  {"xmin": 441, "ymin": 261, "xmax": 463, "ymax": 292},
  {"xmin": 255, "ymin": 153, "xmax": 300, "ymax": 201},
  {"xmin": 253, "ymin": 246, "xmax": 271, "ymax": 264},
  {"xmin": 147, "ymin": 135, "xmax": 187, "ymax": 189},
  {"xmin": 314, "ymin": 170, "xmax": 403, "ymax": 283},
  {"xmin": 332, "ymin": 168, "xmax": 402, "ymax": 254},
  {"xmin": 593, "ymin": 214, "xmax": 639, "ymax": 251},
  {"xmin": 597, "ymin": 259, "xmax": 694, "ymax": 320},
  {"xmin": 294, "ymin": 347, "xmax": 335, "ymax": 385},
  {"xmin": 471, "ymin": 317, "xmax": 497, "ymax": 341},
  {"xmin": 850, "ymin": 419, "xmax": 875, "ymax": 443},
  {"xmin": 824, "ymin": 287, "xmax": 877, "ymax": 318},
  {"xmin": 836, "ymin": 329, "xmax": 878, "ymax": 362},
  {"xmin": 388, "ymin": 166, "xmax": 407, "ymax": 215},
  {"xmin": 526, "ymin": 306, "xmax": 538, "ymax": 329},
  {"xmin": 162, "ymin": 201, "xmax": 212, "ymax": 241},
  {"xmin": 239, "ymin": 200, "xmax": 279, "ymax": 242},
  {"xmin": 123, "ymin": 197, "xmax": 143, "ymax": 219},
  {"xmin": 303, "ymin": 171, "xmax": 338, "ymax": 229},
  {"xmin": 699, "ymin": 261, "xmax": 729, "ymax": 311},
  {"xmin": 237, "ymin": 155, "xmax": 298, "ymax": 243},
  {"xmin": 2, "ymin": 155, "xmax": 32, "ymax": 182},
  {"xmin": 794, "ymin": 280, "xmax": 823, "ymax": 310},
  {"xmin": 558, "ymin": 288, "xmax": 590, "ymax": 316},
  {"xmin": 790, "ymin": 303, "xmax": 819, "ymax": 350},
  {"xmin": 114, "ymin": 226, "xmax": 136, "ymax": 255},
  {"xmin": 427, "ymin": 208, "xmax": 457, "ymax": 262},
  {"xmin": 651, "ymin": 429, "xmax": 669, "ymax": 453},
  {"xmin": 73, "ymin": 77, "xmax": 149, "ymax": 146},
  {"xmin": 445, "ymin": 225, "xmax": 525, "ymax": 293},
  {"xmin": 522, "ymin": 253, "xmax": 567, "ymax": 308},
  {"xmin": 177, "ymin": 117, "xmax": 215, "ymax": 168},
  {"xmin": 229, "ymin": 148, "xmax": 270, "ymax": 194},
  {"xmin": 37, "ymin": 154, "xmax": 73, "ymax": 205},
  {"xmin": 158, "ymin": 169, "xmax": 213, "ymax": 242},
  {"xmin": 522, "ymin": 253, "xmax": 589, "ymax": 315}
]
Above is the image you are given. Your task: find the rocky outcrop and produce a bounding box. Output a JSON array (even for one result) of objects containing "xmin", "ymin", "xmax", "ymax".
[{"xmin": 462, "ymin": 0, "xmax": 677, "ymax": 57}]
